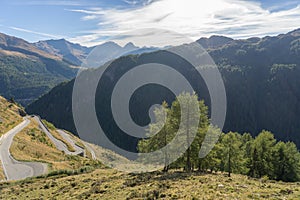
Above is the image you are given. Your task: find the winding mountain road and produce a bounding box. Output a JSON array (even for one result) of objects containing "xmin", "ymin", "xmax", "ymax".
[
  {"xmin": 82, "ymin": 142, "xmax": 97, "ymax": 160},
  {"xmin": 33, "ymin": 116, "xmax": 69, "ymax": 153},
  {"xmin": 0, "ymin": 118, "xmax": 48, "ymax": 181},
  {"xmin": 57, "ymin": 130, "xmax": 85, "ymax": 156},
  {"xmin": 0, "ymin": 115, "xmax": 95, "ymax": 181},
  {"xmin": 34, "ymin": 116, "xmax": 84, "ymax": 156}
]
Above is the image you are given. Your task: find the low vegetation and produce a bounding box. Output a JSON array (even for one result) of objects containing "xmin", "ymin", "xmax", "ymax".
[
  {"xmin": 0, "ymin": 168, "xmax": 299, "ymax": 199},
  {"xmin": 0, "ymin": 160, "xmax": 5, "ymax": 181}
]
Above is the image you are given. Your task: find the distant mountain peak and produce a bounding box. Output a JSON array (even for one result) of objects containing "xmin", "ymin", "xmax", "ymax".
[
  {"xmin": 0, "ymin": 32, "xmax": 34, "ymax": 48},
  {"xmin": 34, "ymin": 38, "xmax": 91, "ymax": 66},
  {"xmin": 99, "ymin": 41, "xmax": 121, "ymax": 48},
  {"xmin": 209, "ymin": 35, "xmax": 233, "ymax": 40},
  {"xmin": 43, "ymin": 38, "xmax": 66, "ymax": 42},
  {"xmin": 124, "ymin": 42, "xmax": 138, "ymax": 49},
  {"xmin": 288, "ymin": 28, "xmax": 300, "ymax": 37},
  {"xmin": 197, "ymin": 35, "xmax": 233, "ymax": 49}
]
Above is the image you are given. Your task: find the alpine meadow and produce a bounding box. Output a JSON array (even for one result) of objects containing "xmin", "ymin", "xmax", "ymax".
[{"xmin": 1, "ymin": 0, "xmax": 300, "ymax": 199}]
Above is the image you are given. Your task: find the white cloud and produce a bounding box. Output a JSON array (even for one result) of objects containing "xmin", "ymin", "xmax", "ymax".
[
  {"xmin": 81, "ymin": 15, "xmax": 98, "ymax": 21},
  {"xmin": 122, "ymin": 0, "xmax": 155, "ymax": 6},
  {"xmin": 69, "ymin": 0, "xmax": 300, "ymax": 47}
]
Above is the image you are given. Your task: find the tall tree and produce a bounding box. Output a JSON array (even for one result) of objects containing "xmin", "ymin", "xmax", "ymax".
[
  {"xmin": 220, "ymin": 132, "xmax": 244, "ymax": 177},
  {"xmin": 169, "ymin": 93, "xmax": 200, "ymax": 172},
  {"xmin": 273, "ymin": 142, "xmax": 300, "ymax": 182},
  {"xmin": 197, "ymin": 127, "xmax": 222, "ymax": 172},
  {"xmin": 248, "ymin": 130, "xmax": 276, "ymax": 178},
  {"xmin": 241, "ymin": 133, "xmax": 254, "ymax": 175},
  {"xmin": 138, "ymin": 92, "xmax": 210, "ymax": 172},
  {"xmin": 138, "ymin": 101, "xmax": 173, "ymax": 171}
]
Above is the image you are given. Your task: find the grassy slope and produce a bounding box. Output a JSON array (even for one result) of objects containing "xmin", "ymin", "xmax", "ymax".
[
  {"xmin": 0, "ymin": 169, "xmax": 299, "ymax": 199},
  {"xmin": 0, "ymin": 160, "xmax": 4, "ymax": 180},
  {"xmin": 0, "ymin": 96, "xmax": 22, "ymax": 136},
  {"xmin": 1, "ymin": 95, "xmax": 299, "ymax": 198}
]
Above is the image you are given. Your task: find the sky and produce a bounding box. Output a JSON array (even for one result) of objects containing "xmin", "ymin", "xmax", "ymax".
[{"xmin": 0, "ymin": 0, "xmax": 300, "ymax": 47}]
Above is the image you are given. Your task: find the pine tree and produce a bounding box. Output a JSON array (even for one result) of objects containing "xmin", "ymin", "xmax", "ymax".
[
  {"xmin": 248, "ymin": 130, "xmax": 276, "ymax": 178},
  {"xmin": 169, "ymin": 93, "xmax": 200, "ymax": 172},
  {"xmin": 220, "ymin": 132, "xmax": 244, "ymax": 177},
  {"xmin": 138, "ymin": 101, "xmax": 173, "ymax": 171},
  {"xmin": 197, "ymin": 127, "xmax": 222, "ymax": 172},
  {"xmin": 273, "ymin": 142, "xmax": 300, "ymax": 182},
  {"xmin": 138, "ymin": 92, "xmax": 210, "ymax": 172}
]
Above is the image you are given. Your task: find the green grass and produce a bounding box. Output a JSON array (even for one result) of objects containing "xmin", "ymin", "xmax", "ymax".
[
  {"xmin": 0, "ymin": 160, "xmax": 5, "ymax": 181},
  {"xmin": 0, "ymin": 169, "xmax": 299, "ymax": 199},
  {"xmin": 0, "ymin": 96, "xmax": 22, "ymax": 136}
]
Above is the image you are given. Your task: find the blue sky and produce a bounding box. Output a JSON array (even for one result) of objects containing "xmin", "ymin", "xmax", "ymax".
[{"xmin": 0, "ymin": 0, "xmax": 300, "ymax": 47}]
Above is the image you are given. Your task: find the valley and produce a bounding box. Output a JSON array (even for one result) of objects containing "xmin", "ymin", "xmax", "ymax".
[
  {"xmin": 0, "ymin": 27, "xmax": 300, "ymax": 199},
  {"xmin": 26, "ymin": 29, "xmax": 300, "ymax": 153}
]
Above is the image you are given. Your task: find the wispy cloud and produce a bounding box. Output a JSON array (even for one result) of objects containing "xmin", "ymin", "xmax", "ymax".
[
  {"xmin": 122, "ymin": 0, "xmax": 155, "ymax": 6},
  {"xmin": 9, "ymin": 26, "xmax": 64, "ymax": 39},
  {"xmin": 81, "ymin": 15, "xmax": 98, "ymax": 21},
  {"xmin": 122, "ymin": 0, "xmax": 140, "ymax": 6},
  {"xmin": 21, "ymin": 0, "xmax": 84, "ymax": 6},
  {"xmin": 68, "ymin": 0, "xmax": 300, "ymax": 47}
]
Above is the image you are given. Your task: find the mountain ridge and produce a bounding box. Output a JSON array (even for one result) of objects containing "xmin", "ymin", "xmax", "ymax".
[
  {"xmin": 26, "ymin": 28, "xmax": 300, "ymax": 153},
  {"xmin": 0, "ymin": 32, "xmax": 78, "ymax": 105},
  {"xmin": 0, "ymin": 32, "xmax": 158, "ymax": 105}
]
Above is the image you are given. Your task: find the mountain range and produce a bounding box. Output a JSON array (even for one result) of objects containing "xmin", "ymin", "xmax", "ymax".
[
  {"xmin": 0, "ymin": 33, "xmax": 158, "ymax": 105},
  {"xmin": 26, "ymin": 28, "xmax": 300, "ymax": 154},
  {"xmin": 0, "ymin": 33, "xmax": 78, "ymax": 105}
]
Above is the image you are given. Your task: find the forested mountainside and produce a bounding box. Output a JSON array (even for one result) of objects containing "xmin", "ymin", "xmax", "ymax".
[
  {"xmin": 26, "ymin": 28, "xmax": 300, "ymax": 152},
  {"xmin": 0, "ymin": 33, "xmax": 78, "ymax": 105}
]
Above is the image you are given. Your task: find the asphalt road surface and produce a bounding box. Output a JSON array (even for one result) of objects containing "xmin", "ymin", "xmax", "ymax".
[
  {"xmin": 82, "ymin": 142, "xmax": 97, "ymax": 160},
  {"xmin": 34, "ymin": 116, "xmax": 98, "ymax": 159},
  {"xmin": 0, "ymin": 118, "xmax": 48, "ymax": 181},
  {"xmin": 57, "ymin": 130, "xmax": 85, "ymax": 156},
  {"xmin": 34, "ymin": 116, "xmax": 74, "ymax": 154},
  {"xmin": 34, "ymin": 116, "xmax": 85, "ymax": 156}
]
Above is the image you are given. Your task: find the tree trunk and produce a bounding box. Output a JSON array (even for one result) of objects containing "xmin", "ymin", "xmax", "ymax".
[
  {"xmin": 228, "ymin": 145, "xmax": 232, "ymax": 177},
  {"xmin": 163, "ymin": 130, "xmax": 169, "ymax": 172},
  {"xmin": 186, "ymin": 100, "xmax": 191, "ymax": 172}
]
